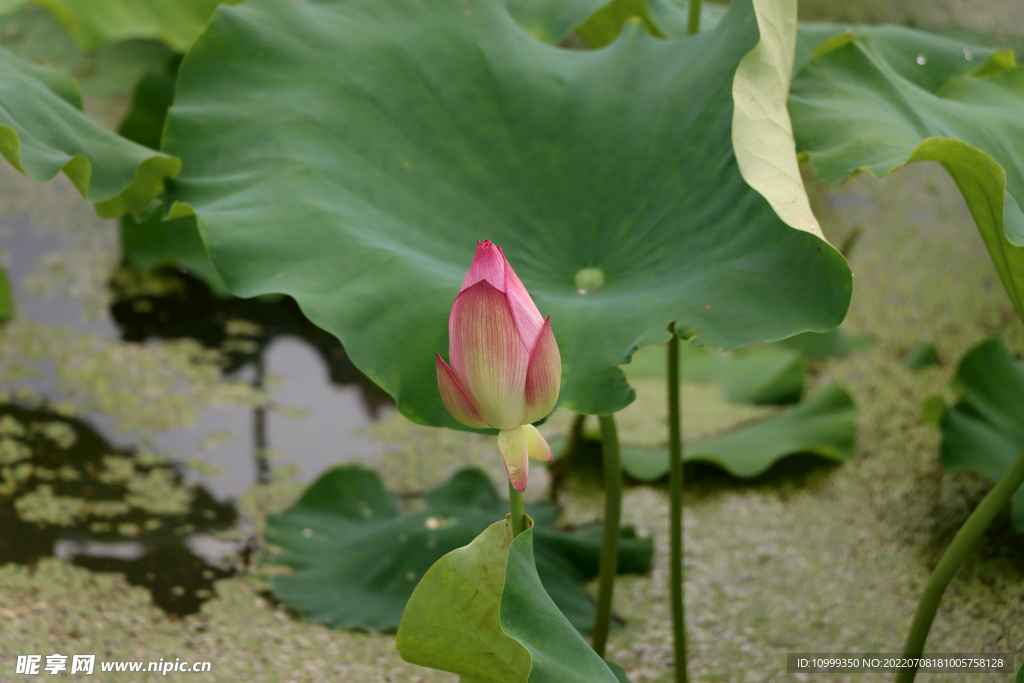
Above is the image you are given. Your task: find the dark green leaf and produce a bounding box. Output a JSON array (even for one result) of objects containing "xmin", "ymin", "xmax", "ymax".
[
  {"xmin": 0, "ymin": 44, "xmax": 179, "ymax": 218},
  {"xmin": 939, "ymin": 338, "xmax": 1024, "ymax": 531},
  {"xmin": 266, "ymin": 467, "xmax": 652, "ymax": 633},
  {"xmin": 163, "ymin": 0, "xmax": 851, "ymax": 429},
  {"xmin": 620, "ymin": 383, "xmax": 856, "ymax": 480}
]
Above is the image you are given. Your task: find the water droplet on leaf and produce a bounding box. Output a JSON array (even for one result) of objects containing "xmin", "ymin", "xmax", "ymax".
[{"xmin": 916, "ymin": 54, "xmax": 927, "ymax": 65}]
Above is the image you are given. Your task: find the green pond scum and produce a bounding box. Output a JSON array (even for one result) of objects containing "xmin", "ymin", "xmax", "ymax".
[{"xmin": 1, "ymin": 1, "xmax": 1024, "ymax": 682}]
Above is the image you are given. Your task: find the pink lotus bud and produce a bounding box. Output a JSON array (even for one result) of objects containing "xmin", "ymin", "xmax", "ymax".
[{"xmin": 436, "ymin": 240, "xmax": 561, "ymax": 491}]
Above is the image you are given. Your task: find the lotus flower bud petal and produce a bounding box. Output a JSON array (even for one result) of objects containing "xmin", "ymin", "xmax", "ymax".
[
  {"xmin": 523, "ymin": 317, "xmax": 561, "ymax": 425},
  {"xmin": 436, "ymin": 354, "xmax": 489, "ymax": 429},
  {"xmin": 498, "ymin": 427, "xmax": 529, "ymax": 492},
  {"xmin": 523, "ymin": 424, "xmax": 553, "ymax": 462},
  {"xmin": 499, "ymin": 250, "xmax": 545, "ymax": 351},
  {"xmin": 460, "ymin": 240, "xmax": 506, "ymax": 293},
  {"xmin": 448, "ymin": 280, "xmax": 529, "ymax": 430}
]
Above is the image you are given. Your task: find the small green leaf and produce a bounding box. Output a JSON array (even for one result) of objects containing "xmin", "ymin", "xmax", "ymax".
[
  {"xmin": 504, "ymin": 0, "xmax": 610, "ymax": 44},
  {"xmin": 0, "ymin": 44, "xmax": 179, "ymax": 218},
  {"xmin": 266, "ymin": 467, "xmax": 652, "ymax": 634},
  {"xmin": 939, "ymin": 338, "xmax": 1024, "ymax": 531},
  {"xmin": 29, "ymin": 0, "xmax": 243, "ymax": 51},
  {"xmin": 620, "ymin": 383, "xmax": 856, "ymax": 480},
  {"xmin": 0, "ymin": 266, "xmax": 13, "ymax": 324},
  {"xmin": 920, "ymin": 395, "xmax": 945, "ymax": 425},
  {"xmin": 903, "ymin": 341, "xmax": 941, "ymax": 370},
  {"xmin": 397, "ymin": 518, "xmax": 627, "ymax": 683},
  {"xmin": 576, "ymin": 0, "xmax": 664, "ymax": 49}
]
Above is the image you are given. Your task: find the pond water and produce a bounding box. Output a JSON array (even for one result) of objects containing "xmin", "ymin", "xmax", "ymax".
[{"xmin": 0, "ymin": 203, "xmax": 392, "ymax": 615}]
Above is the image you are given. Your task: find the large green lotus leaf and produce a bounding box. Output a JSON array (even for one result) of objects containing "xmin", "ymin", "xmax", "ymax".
[
  {"xmin": 619, "ymin": 382, "xmax": 855, "ymax": 480},
  {"xmin": 266, "ymin": 466, "xmax": 652, "ymax": 633},
  {"xmin": 397, "ymin": 518, "xmax": 627, "ymax": 683},
  {"xmin": 789, "ymin": 36, "xmax": 1024, "ymax": 321},
  {"xmin": 939, "ymin": 338, "xmax": 1024, "ymax": 531},
  {"xmin": 0, "ymin": 44, "xmax": 179, "ymax": 218},
  {"xmin": 0, "ymin": 266, "xmax": 12, "ymax": 323},
  {"xmin": 163, "ymin": 0, "xmax": 851, "ymax": 429},
  {"xmin": 12, "ymin": 0, "xmax": 242, "ymax": 51}
]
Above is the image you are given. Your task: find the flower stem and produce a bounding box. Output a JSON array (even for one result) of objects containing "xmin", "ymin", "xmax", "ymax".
[
  {"xmin": 686, "ymin": 0, "xmax": 701, "ymax": 35},
  {"xmin": 509, "ymin": 480, "xmax": 526, "ymax": 538},
  {"xmin": 592, "ymin": 413, "xmax": 623, "ymax": 658},
  {"xmin": 668, "ymin": 333, "xmax": 688, "ymax": 683},
  {"xmin": 896, "ymin": 446, "xmax": 1024, "ymax": 683}
]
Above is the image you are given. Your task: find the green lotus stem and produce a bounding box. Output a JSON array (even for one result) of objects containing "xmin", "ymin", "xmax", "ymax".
[
  {"xmin": 592, "ymin": 413, "xmax": 623, "ymax": 657},
  {"xmin": 896, "ymin": 446, "xmax": 1024, "ymax": 683},
  {"xmin": 686, "ymin": 0, "xmax": 701, "ymax": 35},
  {"xmin": 668, "ymin": 333, "xmax": 688, "ymax": 683},
  {"xmin": 509, "ymin": 481, "xmax": 526, "ymax": 538}
]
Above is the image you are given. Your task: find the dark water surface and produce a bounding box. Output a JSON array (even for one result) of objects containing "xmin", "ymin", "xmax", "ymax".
[{"xmin": 0, "ymin": 212, "xmax": 392, "ymax": 614}]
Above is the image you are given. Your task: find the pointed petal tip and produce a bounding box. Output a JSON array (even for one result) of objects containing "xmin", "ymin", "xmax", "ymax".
[
  {"xmin": 524, "ymin": 424, "xmax": 553, "ymax": 462},
  {"xmin": 462, "ymin": 241, "xmax": 506, "ymax": 293}
]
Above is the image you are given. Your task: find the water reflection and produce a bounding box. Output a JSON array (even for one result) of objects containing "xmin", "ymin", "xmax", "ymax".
[
  {"xmin": 0, "ymin": 402, "xmax": 236, "ymax": 614},
  {"xmin": 0, "ymin": 217, "xmax": 395, "ymax": 616}
]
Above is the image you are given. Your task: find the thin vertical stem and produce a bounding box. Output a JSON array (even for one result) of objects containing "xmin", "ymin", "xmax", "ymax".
[
  {"xmin": 509, "ymin": 481, "xmax": 526, "ymax": 538},
  {"xmin": 686, "ymin": 0, "xmax": 701, "ymax": 35},
  {"xmin": 668, "ymin": 334, "xmax": 688, "ymax": 683},
  {"xmin": 253, "ymin": 350, "xmax": 270, "ymax": 485},
  {"xmin": 592, "ymin": 414, "xmax": 623, "ymax": 658},
  {"xmin": 896, "ymin": 446, "xmax": 1024, "ymax": 683}
]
